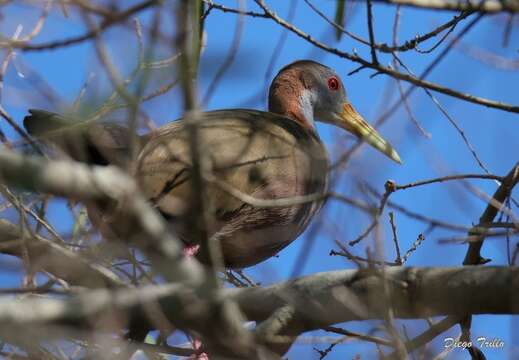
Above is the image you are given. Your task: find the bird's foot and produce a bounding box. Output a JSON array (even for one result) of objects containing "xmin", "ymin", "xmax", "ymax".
[{"xmin": 183, "ymin": 244, "xmax": 200, "ymax": 257}]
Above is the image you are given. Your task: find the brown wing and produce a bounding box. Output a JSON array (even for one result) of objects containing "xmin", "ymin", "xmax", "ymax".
[{"xmin": 137, "ymin": 109, "xmax": 329, "ymax": 268}]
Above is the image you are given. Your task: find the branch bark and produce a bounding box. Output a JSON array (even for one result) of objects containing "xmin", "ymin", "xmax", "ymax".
[{"xmin": 0, "ymin": 266, "xmax": 517, "ymax": 335}]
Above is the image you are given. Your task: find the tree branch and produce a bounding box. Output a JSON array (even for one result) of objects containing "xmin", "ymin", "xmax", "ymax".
[
  {"xmin": 369, "ymin": 0, "xmax": 519, "ymax": 13},
  {"xmin": 0, "ymin": 266, "xmax": 517, "ymax": 336},
  {"xmin": 0, "ymin": 0, "xmax": 160, "ymax": 51},
  {"xmin": 253, "ymin": 0, "xmax": 519, "ymax": 113},
  {"xmin": 463, "ymin": 161, "xmax": 519, "ymax": 265}
]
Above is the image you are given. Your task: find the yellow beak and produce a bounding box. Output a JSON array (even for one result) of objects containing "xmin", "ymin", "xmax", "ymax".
[{"xmin": 338, "ymin": 103, "xmax": 402, "ymax": 164}]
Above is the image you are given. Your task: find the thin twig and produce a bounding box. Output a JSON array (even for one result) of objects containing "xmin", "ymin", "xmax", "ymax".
[
  {"xmin": 401, "ymin": 234, "xmax": 426, "ymax": 263},
  {"xmin": 332, "ymin": 12, "xmax": 483, "ymax": 169},
  {"xmin": 387, "ymin": 316, "xmax": 460, "ymax": 359},
  {"xmin": 202, "ymin": 0, "xmax": 245, "ymax": 105},
  {"xmin": 393, "ymin": 52, "xmax": 491, "ymax": 173},
  {"xmin": 324, "ymin": 326, "xmax": 393, "ymax": 347},
  {"xmin": 366, "ymin": 0, "xmax": 379, "ymax": 64},
  {"xmin": 202, "ymin": 0, "xmax": 268, "ymax": 18},
  {"xmin": 365, "ymin": 0, "xmax": 519, "ymax": 13},
  {"xmin": 438, "ymin": 229, "xmax": 519, "ymax": 244},
  {"xmin": 303, "ymin": 0, "xmax": 369, "ymax": 45},
  {"xmin": 391, "ymin": 9, "xmax": 432, "ymax": 138},
  {"xmin": 389, "ymin": 212, "xmax": 402, "ymax": 264},
  {"xmin": 395, "ymin": 174, "xmax": 503, "ymax": 190},
  {"xmin": 254, "ymin": 1, "xmax": 519, "ymax": 113},
  {"xmin": 349, "ymin": 180, "xmax": 396, "ymax": 246},
  {"xmin": 464, "ymin": 162, "xmax": 519, "ymax": 264},
  {"xmin": 365, "ymin": 183, "xmax": 470, "ymax": 231},
  {"xmin": 332, "ymin": 240, "xmax": 399, "ymax": 266},
  {"xmin": 0, "ymin": 1, "xmax": 160, "ymax": 51}
]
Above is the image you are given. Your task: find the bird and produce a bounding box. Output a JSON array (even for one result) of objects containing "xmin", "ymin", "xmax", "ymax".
[{"xmin": 23, "ymin": 60, "xmax": 401, "ymax": 269}]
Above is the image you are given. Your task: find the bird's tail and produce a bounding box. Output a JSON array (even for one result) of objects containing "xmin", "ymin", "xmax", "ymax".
[
  {"xmin": 24, "ymin": 109, "xmax": 138, "ymax": 166},
  {"xmin": 24, "ymin": 110, "xmax": 152, "ymax": 341}
]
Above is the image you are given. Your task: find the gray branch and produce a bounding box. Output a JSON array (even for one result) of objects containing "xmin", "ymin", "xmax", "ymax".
[
  {"xmin": 0, "ymin": 266, "xmax": 517, "ymax": 339},
  {"xmin": 368, "ymin": 0, "xmax": 519, "ymax": 13}
]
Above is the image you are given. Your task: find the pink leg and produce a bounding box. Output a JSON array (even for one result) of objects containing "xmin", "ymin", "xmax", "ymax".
[
  {"xmin": 184, "ymin": 246, "xmax": 208, "ymax": 359},
  {"xmin": 183, "ymin": 244, "xmax": 200, "ymax": 257},
  {"xmin": 189, "ymin": 338, "xmax": 209, "ymax": 360}
]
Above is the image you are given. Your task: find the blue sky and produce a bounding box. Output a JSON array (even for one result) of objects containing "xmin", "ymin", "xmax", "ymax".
[{"xmin": 0, "ymin": 1, "xmax": 518, "ymax": 359}]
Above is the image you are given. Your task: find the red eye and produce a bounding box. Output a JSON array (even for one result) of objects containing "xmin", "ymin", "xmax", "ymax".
[{"xmin": 328, "ymin": 77, "xmax": 339, "ymax": 91}]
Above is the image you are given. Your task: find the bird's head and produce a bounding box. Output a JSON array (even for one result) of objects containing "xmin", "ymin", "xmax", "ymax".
[{"xmin": 268, "ymin": 60, "xmax": 401, "ymax": 164}]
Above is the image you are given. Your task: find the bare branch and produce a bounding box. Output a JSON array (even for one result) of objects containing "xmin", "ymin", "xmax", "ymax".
[
  {"xmin": 202, "ymin": 0, "xmax": 269, "ymax": 18},
  {"xmin": 324, "ymin": 326, "xmax": 393, "ymax": 347},
  {"xmin": 395, "ymin": 174, "xmax": 503, "ymax": 190},
  {"xmin": 464, "ymin": 161, "xmax": 519, "ymax": 264},
  {"xmin": 0, "ymin": 1, "xmax": 160, "ymax": 51},
  {"xmin": 389, "ymin": 212, "xmax": 402, "ymax": 264},
  {"xmin": 254, "ymin": 1, "xmax": 519, "ymax": 113},
  {"xmin": 0, "ymin": 266, "xmax": 518, "ymax": 335},
  {"xmin": 366, "ymin": 0, "xmax": 379, "ymax": 64},
  {"xmin": 367, "ymin": 0, "xmax": 519, "ymax": 13},
  {"xmin": 348, "ymin": 180, "xmax": 396, "ymax": 246}
]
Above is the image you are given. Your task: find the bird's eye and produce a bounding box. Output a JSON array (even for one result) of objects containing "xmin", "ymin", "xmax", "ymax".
[{"xmin": 327, "ymin": 77, "xmax": 339, "ymax": 91}]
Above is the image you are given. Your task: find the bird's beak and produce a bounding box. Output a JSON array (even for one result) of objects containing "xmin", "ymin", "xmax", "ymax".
[{"xmin": 337, "ymin": 103, "xmax": 402, "ymax": 164}]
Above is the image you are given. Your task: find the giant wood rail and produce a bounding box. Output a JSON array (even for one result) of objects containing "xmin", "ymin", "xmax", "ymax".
[{"xmin": 24, "ymin": 60, "xmax": 401, "ymax": 269}]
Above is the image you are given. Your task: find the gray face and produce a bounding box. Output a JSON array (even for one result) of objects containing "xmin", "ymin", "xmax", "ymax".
[
  {"xmin": 302, "ymin": 63, "xmax": 348, "ymax": 125},
  {"xmin": 270, "ymin": 60, "xmax": 402, "ymax": 163},
  {"xmin": 269, "ymin": 60, "xmax": 349, "ymax": 126}
]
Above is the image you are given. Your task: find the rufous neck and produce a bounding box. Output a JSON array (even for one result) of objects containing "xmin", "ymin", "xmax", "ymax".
[{"xmin": 268, "ymin": 71, "xmax": 316, "ymax": 130}]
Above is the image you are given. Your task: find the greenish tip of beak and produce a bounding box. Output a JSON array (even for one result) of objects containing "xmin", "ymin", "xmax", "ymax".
[
  {"xmin": 339, "ymin": 103, "xmax": 403, "ymax": 165},
  {"xmin": 387, "ymin": 146, "xmax": 402, "ymax": 165}
]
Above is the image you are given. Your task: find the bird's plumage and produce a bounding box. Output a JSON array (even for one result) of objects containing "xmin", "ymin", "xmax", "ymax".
[
  {"xmin": 24, "ymin": 109, "xmax": 328, "ymax": 268},
  {"xmin": 23, "ymin": 60, "xmax": 400, "ymax": 268},
  {"xmin": 136, "ymin": 110, "xmax": 329, "ymax": 267}
]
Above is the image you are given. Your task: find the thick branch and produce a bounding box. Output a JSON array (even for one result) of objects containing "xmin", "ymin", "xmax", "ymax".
[
  {"xmin": 0, "ymin": 266, "xmax": 517, "ymax": 335},
  {"xmin": 233, "ymin": 266, "xmax": 519, "ymax": 327}
]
